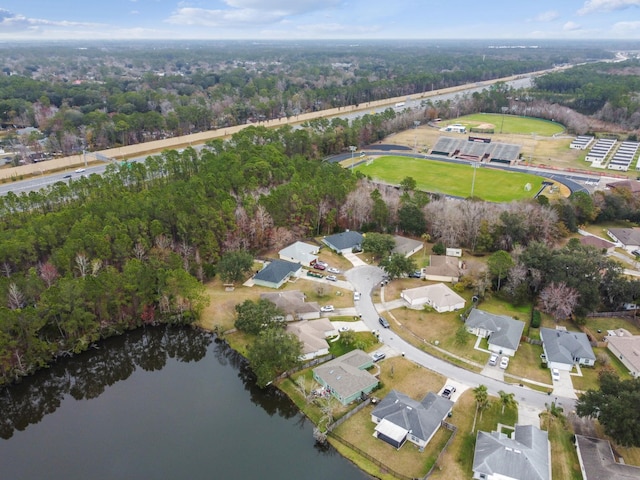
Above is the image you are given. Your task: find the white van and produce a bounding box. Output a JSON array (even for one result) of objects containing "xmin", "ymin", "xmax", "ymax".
[{"xmin": 354, "ymin": 292, "xmax": 361, "ymax": 301}]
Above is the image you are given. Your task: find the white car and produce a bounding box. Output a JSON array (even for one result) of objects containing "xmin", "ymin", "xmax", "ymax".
[
  {"xmin": 75, "ymin": 168, "xmax": 86, "ymax": 173},
  {"xmin": 441, "ymin": 385, "xmax": 456, "ymax": 399},
  {"xmin": 488, "ymin": 353, "xmax": 499, "ymax": 366},
  {"xmin": 499, "ymin": 356, "xmax": 509, "ymax": 369},
  {"xmin": 326, "ymin": 275, "xmax": 337, "ymax": 282},
  {"xmin": 372, "ymin": 352, "xmax": 386, "ymax": 362},
  {"xmin": 353, "ymin": 292, "xmax": 361, "ymax": 301},
  {"xmin": 327, "ymin": 267, "xmax": 340, "ymax": 274},
  {"xmin": 551, "ymin": 368, "xmax": 560, "ymax": 381},
  {"xmin": 338, "ymin": 326, "xmax": 350, "ymax": 332},
  {"xmin": 320, "ymin": 305, "xmax": 334, "ymax": 312}
]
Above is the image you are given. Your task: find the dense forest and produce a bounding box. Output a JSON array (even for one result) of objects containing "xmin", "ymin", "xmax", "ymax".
[{"xmin": 0, "ymin": 40, "xmax": 614, "ymax": 157}]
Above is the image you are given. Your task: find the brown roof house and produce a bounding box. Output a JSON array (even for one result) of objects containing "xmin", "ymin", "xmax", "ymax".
[
  {"xmin": 579, "ymin": 235, "xmax": 617, "ymax": 254},
  {"xmin": 286, "ymin": 318, "xmax": 336, "ymax": 361},
  {"xmin": 401, "ymin": 283, "xmax": 466, "ymax": 312},
  {"xmin": 422, "ymin": 255, "xmax": 462, "ymax": 283},
  {"xmin": 260, "ymin": 290, "xmax": 320, "ymax": 321},
  {"xmin": 313, "ymin": 349, "xmax": 378, "ymax": 405},
  {"xmin": 606, "ymin": 329, "xmax": 640, "ymax": 378}
]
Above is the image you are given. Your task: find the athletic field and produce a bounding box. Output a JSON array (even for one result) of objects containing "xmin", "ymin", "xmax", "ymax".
[
  {"xmin": 444, "ymin": 113, "xmax": 565, "ymax": 136},
  {"xmin": 356, "ymin": 156, "xmax": 544, "ymax": 202}
]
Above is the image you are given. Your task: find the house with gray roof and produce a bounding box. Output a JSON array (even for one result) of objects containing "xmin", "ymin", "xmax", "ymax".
[
  {"xmin": 391, "ymin": 235, "xmax": 423, "ymax": 258},
  {"xmin": 322, "ymin": 231, "xmax": 363, "ymax": 254},
  {"xmin": 606, "ymin": 330, "xmax": 640, "ymax": 378},
  {"xmin": 465, "ymin": 309, "xmax": 525, "ymax": 357},
  {"xmin": 579, "ymin": 235, "xmax": 616, "ymax": 253},
  {"xmin": 472, "ymin": 425, "xmax": 550, "ymax": 480},
  {"xmin": 371, "ymin": 390, "xmax": 453, "ymax": 449},
  {"xmin": 260, "ymin": 290, "xmax": 320, "ymax": 321},
  {"xmin": 252, "ymin": 259, "xmax": 301, "ymax": 289},
  {"xmin": 575, "ymin": 434, "xmax": 640, "ymax": 480},
  {"xmin": 278, "ymin": 241, "xmax": 319, "ymax": 267},
  {"xmin": 607, "ymin": 227, "xmax": 640, "ymax": 253},
  {"xmin": 313, "ymin": 349, "xmax": 378, "ymax": 405},
  {"xmin": 540, "ymin": 327, "xmax": 596, "ymax": 371},
  {"xmin": 401, "ymin": 283, "xmax": 466, "ymax": 312}
]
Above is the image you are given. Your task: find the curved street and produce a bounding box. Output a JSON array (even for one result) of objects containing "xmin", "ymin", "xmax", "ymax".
[{"xmin": 344, "ymin": 263, "xmax": 577, "ymax": 423}]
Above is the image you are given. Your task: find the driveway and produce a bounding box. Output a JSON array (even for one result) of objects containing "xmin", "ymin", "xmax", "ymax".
[
  {"xmin": 552, "ymin": 369, "xmax": 578, "ymax": 400},
  {"xmin": 343, "ymin": 251, "xmax": 368, "ymax": 267}
]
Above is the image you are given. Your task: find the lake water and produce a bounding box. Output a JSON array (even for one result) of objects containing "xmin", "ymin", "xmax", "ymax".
[{"xmin": 0, "ymin": 326, "xmax": 370, "ymax": 480}]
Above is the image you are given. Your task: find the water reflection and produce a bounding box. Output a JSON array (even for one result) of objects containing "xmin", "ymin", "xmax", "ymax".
[{"xmin": 0, "ymin": 326, "xmax": 213, "ymax": 439}]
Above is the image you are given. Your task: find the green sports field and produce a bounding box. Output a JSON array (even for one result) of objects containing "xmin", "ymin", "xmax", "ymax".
[
  {"xmin": 356, "ymin": 156, "xmax": 544, "ymax": 202},
  {"xmin": 446, "ymin": 113, "xmax": 565, "ymax": 136}
]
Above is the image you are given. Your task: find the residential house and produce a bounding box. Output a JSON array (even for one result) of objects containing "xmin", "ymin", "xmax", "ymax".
[
  {"xmin": 579, "ymin": 235, "xmax": 616, "ymax": 254},
  {"xmin": 285, "ymin": 318, "xmax": 335, "ymax": 361},
  {"xmin": 391, "ymin": 235, "xmax": 423, "ymax": 258},
  {"xmin": 605, "ymin": 179, "xmax": 640, "ymax": 195},
  {"xmin": 401, "ymin": 283, "xmax": 466, "ymax": 312},
  {"xmin": 575, "ymin": 434, "xmax": 640, "ymax": 480},
  {"xmin": 540, "ymin": 327, "xmax": 596, "ymax": 371},
  {"xmin": 313, "ymin": 349, "xmax": 378, "ymax": 405},
  {"xmin": 606, "ymin": 329, "xmax": 640, "ymax": 378},
  {"xmin": 252, "ymin": 259, "xmax": 301, "ymax": 289},
  {"xmin": 260, "ymin": 290, "xmax": 320, "ymax": 321},
  {"xmin": 371, "ymin": 390, "xmax": 453, "ymax": 450},
  {"xmin": 607, "ymin": 227, "xmax": 640, "ymax": 253},
  {"xmin": 278, "ymin": 241, "xmax": 319, "ymax": 267},
  {"xmin": 422, "ymin": 255, "xmax": 462, "ymax": 283},
  {"xmin": 322, "ymin": 231, "xmax": 364, "ymax": 254},
  {"xmin": 472, "ymin": 425, "xmax": 551, "ymax": 480},
  {"xmin": 465, "ymin": 309, "xmax": 525, "ymax": 357}
]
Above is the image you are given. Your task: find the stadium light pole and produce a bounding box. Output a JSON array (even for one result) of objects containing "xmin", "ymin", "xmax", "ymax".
[{"xmin": 349, "ymin": 145, "xmax": 357, "ymax": 169}]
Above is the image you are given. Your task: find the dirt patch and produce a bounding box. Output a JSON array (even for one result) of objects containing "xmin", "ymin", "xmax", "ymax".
[{"xmin": 567, "ymin": 411, "xmax": 597, "ymax": 437}]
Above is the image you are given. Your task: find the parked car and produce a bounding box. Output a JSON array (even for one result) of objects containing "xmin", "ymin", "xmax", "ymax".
[
  {"xmin": 327, "ymin": 267, "xmax": 340, "ymax": 274},
  {"xmin": 499, "ymin": 356, "xmax": 509, "ymax": 369},
  {"xmin": 378, "ymin": 316, "xmax": 390, "ymax": 328},
  {"xmin": 551, "ymin": 368, "xmax": 560, "ymax": 381},
  {"xmin": 326, "ymin": 275, "xmax": 337, "ymax": 282},
  {"xmin": 372, "ymin": 352, "xmax": 386, "ymax": 362},
  {"xmin": 441, "ymin": 385, "xmax": 456, "ymax": 399},
  {"xmin": 313, "ymin": 263, "xmax": 326, "ymax": 270},
  {"xmin": 338, "ymin": 326, "xmax": 350, "ymax": 332},
  {"xmin": 408, "ymin": 270, "xmax": 422, "ymax": 278},
  {"xmin": 315, "ymin": 260, "xmax": 328, "ymax": 267},
  {"xmin": 320, "ymin": 305, "xmax": 334, "ymax": 312},
  {"xmin": 353, "ymin": 292, "xmax": 361, "ymax": 301},
  {"xmin": 489, "ymin": 353, "xmax": 499, "ymax": 366}
]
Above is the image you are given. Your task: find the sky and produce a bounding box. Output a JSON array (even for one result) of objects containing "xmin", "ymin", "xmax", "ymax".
[{"xmin": 1, "ymin": 0, "xmax": 640, "ymax": 41}]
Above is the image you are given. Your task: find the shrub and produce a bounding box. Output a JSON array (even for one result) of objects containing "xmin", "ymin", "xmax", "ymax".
[{"xmin": 531, "ymin": 310, "xmax": 541, "ymax": 328}]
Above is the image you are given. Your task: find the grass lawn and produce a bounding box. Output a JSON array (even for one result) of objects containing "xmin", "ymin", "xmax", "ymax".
[
  {"xmin": 355, "ymin": 156, "xmax": 544, "ymax": 202},
  {"xmin": 507, "ymin": 341, "xmax": 552, "ymax": 387},
  {"xmin": 571, "ymin": 347, "xmax": 633, "ymax": 392},
  {"xmin": 453, "ymin": 113, "xmax": 565, "ymax": 136},
  {"xmin": 541, "ymin": 412, "xmax": 583, "ymax": 480}
]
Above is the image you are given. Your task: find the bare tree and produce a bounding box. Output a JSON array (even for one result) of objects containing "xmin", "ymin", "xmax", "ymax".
[
  {"xmin": 538, "ymin": 281, "xmax": 580, "ymax": 322},
  {"xmin": 7, "ymin": 283, "xmax": 25, "ymax": 310},
  {"xmin": 75, "ymin": 252, "xmax": 89, "ymax": 278},
  {"xmin": 39, "ymin": 261, "xmax": 59, "ymax": 288},
  {"xmin": 1, "ymin": 262, "xmax": 12, "ymax": 278},
  {"xmin": 133, "ymin": 242, "xmax": 147, "ymax": 261}
]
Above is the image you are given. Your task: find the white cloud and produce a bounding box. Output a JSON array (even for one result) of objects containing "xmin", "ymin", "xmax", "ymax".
[
  {"xmin": 612, "ymin": 19, "xmax": 640, "ymax": 32},
  {"xmin": 534, "ymin": 10, "xmax": 559, "ymax": 22},
  {"xmin": 563, "ymin": 21, "xmax": 582, "ymax": 31},
  {"xmin": 225, "ymin": 0, "xmax": 341, "ymax": 15},
  {"xmin": 578, "ymin": 0, "xmax": 640, "ymax": 15}
]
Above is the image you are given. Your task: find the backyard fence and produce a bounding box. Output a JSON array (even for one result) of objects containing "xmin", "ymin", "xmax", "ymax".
[{"xmin": 424, "ymin": 421, "xmax": 458, "ymax": 479}]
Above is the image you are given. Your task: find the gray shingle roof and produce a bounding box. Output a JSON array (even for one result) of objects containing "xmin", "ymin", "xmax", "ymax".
[
  {"xmin": 465, "ymin": 309, "xmax": 525, "ymax": 351},
  {"xmin": 322, "ymin": 231, "xmax": 363, "ymax": 251},
  {"xmin": 254, "ymin": 259, "xmax": 301, "ymax": 284},
  {"xmin": 371, "ymin": 390, "xmax": 453, "ymax": 444},
  {"xmin": 473, "ymin": 425, "xmax": 550, "ymax": 480},
  {"xmin": 540, "ymin": 327, "xmax": 595, "ymax": 365}
]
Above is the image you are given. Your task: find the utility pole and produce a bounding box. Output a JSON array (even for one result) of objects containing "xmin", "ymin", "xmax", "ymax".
[{"xmin": 349, "ymin": 145, "xmax": 357, "ymax": 169}]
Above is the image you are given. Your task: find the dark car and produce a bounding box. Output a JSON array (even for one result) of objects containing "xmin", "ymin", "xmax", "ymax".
[
  {"xmin": 378, "ymin": 317, "xmax": 390, "ymax": 328},
  {"xmin": 63, "ymin": 174, "xmax": 72, "ymax": 179},
  {"xmin": 313, "ymin": 263, "xmax": 326, "ymax": 270},
  {"xmin": 409, "ymin": 270, "xmax": 422, "ymax": 278}
]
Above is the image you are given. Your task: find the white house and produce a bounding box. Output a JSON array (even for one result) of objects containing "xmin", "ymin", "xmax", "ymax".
[
  {"xmin": 540, "ymin": 327, "xmax": 596, "ymax": 371},
  {"xmin": 286, "ymin": 318, "xmax": 335, "ymax": 361},
  {"xmin": 465, "ymin": 309, "xmax": 525, "ymax": 357},
  {"xmin": 278, "ymin": 241, "xmax": 319, "ymax": 267},
  {"xmin": 606, "ymin": 329, "xmax": 640, "ymax": 378},
  {"xmin": 401, "ymin": 283, "xmax": 465, "ymax": 312}
]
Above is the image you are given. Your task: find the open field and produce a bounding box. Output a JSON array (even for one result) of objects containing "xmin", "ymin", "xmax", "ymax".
[
  {"xmin": 449, "ymin": 113, "xmax": 565, "ymax": 136},
  {"xmin": 356, "ymin": 156, "xmax": 544, "ymax": 201}
]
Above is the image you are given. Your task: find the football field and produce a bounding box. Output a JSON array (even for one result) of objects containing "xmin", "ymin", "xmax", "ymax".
[{"xmin": 355, "ymin": 156, "xmax": 544, "ymax": 202}]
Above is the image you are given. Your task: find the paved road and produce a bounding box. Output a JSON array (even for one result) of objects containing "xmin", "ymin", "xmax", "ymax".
[{"xmin": 344, "ymin": 264, "xmax": 577, "ymax": 415}]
